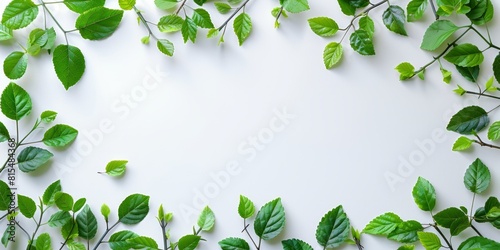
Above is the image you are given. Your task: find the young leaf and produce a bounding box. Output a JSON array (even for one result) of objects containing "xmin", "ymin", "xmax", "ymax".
[
  {"xmin": 421, "ymin": 20, "xmax": 459, "ymax": 51},
  {"xmin": 238, "ymin": 195, "xmax": 255, "ymax": 219},
  {"xmin": 382, "ymin": 5, "xmax": 408, "ymax": 36},
  {"xmin": 1, "ymin": 0, "xmax": 39, "ymax": 30},
  {"xmin": 181, "ymin": 17, "xmax": 197, "ymax": 43},
  {"xmin": 0, "ymin": 122, "xmax": 10, "ymax": 142},
  {"xmin": 0, "ymin": 24, "xmax": 13, "ymax": 41},
  {"xmin": 197, "ymin": 206, "xmax": 215, "ymax": 231},
  {"xmin": 157, "ymin": 39, "xmax": 174, "ymax": 56},
  {"xmin": 454, "ymin": 85, "xmax": 466, "ymax": 96},
  {"xmin": 444, "ymin": 43, "xmax": 484, "ymax": 67},
  {"xmin": 362, "ymin": 212, "xmax": 403, "ymax": 235},
  {"xmin": 41, "ymin": 110, "xmax": 57, "ymax": 123},
  {"xmin": 441, "ymin": 67, "xmax": 452, "ymax": 84},
  {"xmin": 407, "ymin": 0, "xmax": 428, "ymax": 22},
  {"xmin": 17, "ymin": 146, "xmax": 54, "ymax": 173},
  {"xmin": 158, "ymin": 14, "xmax": 184, "ymax": 33},
  {"xmin": 488, "ymin": 121, "xmax": 500, "ymax": 141},
  {"xmin": 215, "ymin": 2, "xmax": 232, "ymax": 14},
  {"xmin": 141, "ymin": 35, "xmax": 150, "ymax": 44},
  {"xmin": 75, "ymin": 7, "xmax": 124, "ymax": 40},
  {"xmin": 36, "ymin": 233, "xmax": 52, "ymax": 250},
  {"xmin": 315, "ymin": 205, "xmax": 350, "ymax": 248},
  {"xmin": 43, "ymin": 180, "xmax": 62, "ymax": 206},
  {"xmin": 27, "ymin": 28, "xmax": 49, "ymax": 51},
  {"xmin": 18, "ymin": 194, "xmax": 36, "ymax": 218},
  {"xmin": 1, "ymin": 82, "xmax": 32, "ymax": 121},
  {"xmin": 433, "ymin": 207, "xmax": 467, "ymax": 228},
  {"xmin": 437, "ymin": 0, "xmax": 471, "ymax": 15},
  {"xmin": 43, "ymin": 124, "xmax": 78, "ymax": 147},
  {"xmin": 282, "ymin": 239, "xmax": 314, "ymax": 250},
  {"xmin": 337, "ymin": 0, "xmax": 356, "ymax": 15},
  {"xmin": 178, "ymin": 235, "xmax": 201, "ymax": 250},
  {"xmin": 485, "ymin": 76, "xmax": 496, "ymax": 93},
  {"xmin": 446, "ymin": 106, "xmax": 489, "ymax": 135},
  {"xmin": 358, "ymin": 15, "xmax": 374, "ymax": 37},
  {"xmin": 323, "ymin": 42, "xmax": 343, "ymax": 69},
  {"xmin": 412, "ymin": 177, "xmax": 436, "ymax": 211},
  {"xmin": 308, "ymin": 17, "xmax": 339, "ymax": 37},
  {"xmin": 64, "ymin": 0, "xmax": 105, "ymax": 14},
  {"xmin": 458, "ymin": 236, "xmax": 500, "ymax": 249},
  {"xmin": 118, "ymin": 193, "xmax": 150, "ymax": 224},
  {"xmin": 127, "ymin": 236, "xmax": 159, "ymax": 249},
  {"xmin": 254, "ymin": 198, "xmax": 286, "ymax": 240},
  {"xmin": 55, "ymin": 192, "xmax": 74, "ymax": 212},
  {"xmin": 67, "ymin": 240, "xmax": 85, "ymax": 250},
  {"xmin": 350, "ymin": 30, "xmax": 375, "ymax": 56},
  {"xmin": 456, "ymin": 65, "xmax": 479, "ymax": 82},
  {"xmin": 464, "ymin": 158, "xmax": 491, "ymax": 194},
  {"xmin": 3, "ymin": 51, "xmax": 28, "ymax": 79},
  {"xmin": 233, "ymin": 13, "xmax": 252, "ymax": 46},
  {"xmin": 104, "ymin": 160, "xmax": 128, "ymax": 177},
  {"xmin": 494, "ymin": 54, "xmax": 500, "ymax": 83},
  {"xmin": 76, "ymin": 204, "xmax": 98, "ymax": 240},
  {"xmin": 281, "ymin": 0, "xmax": 310, "ymax": 13},
  {"xmin": 155, "ymin": 0, "xmax": 178, "ymax": 10},
  {"xmin": 119, "ymin": 0, "xmax": 136, "ymax": 10},
  {"xmin": 192, "ymin": 8, "xmax": 214, "ymax": 29},
  {"xmin": 218, "ymin": 237, "xmax": 250, "ymax": 250},
  {"xmin": 101, "ymin": 203, "xmax": 110, "ymax": 222},
  {"xmin": 387, "ymin": 220, "xmax": 423, "ymax": 243},
  {"xmin": 417, "ymin": 231, "xmax": 441, "ymax": 250},
  {"xmin": 48, "ymin": 210, "xmax": 72, "ymax": 227},
  {"xmin": 395, "ymin": 62, "xmax": 415, "ymax": 80},
  {"xmin": 452, "ymin": 136, "xmax": 473, "ymax": 151},
  {"xmin": 109, "ymin": 230, "xmax": 139, "ymax": 250},
  {"xmin": 53, "ymin": 44, "xmax": 86, "ymax": 90}
]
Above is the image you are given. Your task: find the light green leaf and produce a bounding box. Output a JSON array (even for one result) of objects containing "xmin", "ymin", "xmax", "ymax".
[
  {"xmin": 395, "ymin": 62, "xmax": 415, "ymax": 80},
  {"xmin": 358, "ymin": 15, "xmax": 374, "ymax": 37},
  {"xmin": 228, "ymin": 0, "xmax": 242, "ymax": 4},
  {"xmin": 407, "ymin": 0, "xmax": 428, "ymax": 22},
  {"xmin": 43, "ymin": 124, "xmax": 78, "ymax": 147},
  {"xmin": 421, "ymin": 20, "xmax": 459, "ymax": 51},
  {"xmin": 76, "ymin": 204, "xmax": 97, "ymax": 240},
  {"xmin": 417, "ymin": 232, "xmax": 441, "ymax": 250},
  {"xmin": 119, "ymin": 0, "xmax": 136, "ymax": 10},
  {"xmin": 197, "ymin": 206, "xmax": 215, "ymax": 231},
  {"xmin": 41, "ymin": 110, "xmax": 57, "ymax": 123},
  {"xmin": 192, "ymin": 8, "xmax": 214, "ymax": 29},
  {"xmin": 1, "ymin": 82, "xmax": 32, "ymax": 121},
  {"xmin": 1, "ymin": 0, "xmax": 39, "ymax": 30},
  {"xmin": 101, "ymin": 204, "xmax": 110, "ymax": 221},
  {"xmin": 0, "ymin": 122, "xmax": 10, "ymax": 142},
  {"xmin": 43, "ymin": 180, "xmax": 61, "ymax": 206},
  {"xmin": 17, "ymin": 147, "xmax": 54, "ymax": 172},
  {"xmin": 155, "ymin": 0, "xmax": 178, "ymax": 10},
  {"xmin": 488, "ymin": 121, "xmax": 500, "ymax": 140},
  {"xmin": 178, "ymin": 235, "xmax": 201, "ymax": 250},
  {"xmin": 18, "ymin": 194, "xmax": 36, "ymax": 218},
  {"xmin": 64, "ymin": 0, "xmax": 105, "ymax": 13},
  {"xmin": 75, "ymin": 7, "xmax": 124, "ymax": 40},
  {"xmin": 3, "ymin": 51, "xmax": 28, "ymax": 80},
  {"xmin": 350, "ymin": 30, "xmax": 375, "ymax": 55},
  {"xmin": 254, "ymin": 198, "xmax": 286, "ymax": 240},
  {"xmin": 141, "ymin": 35, "xmax": 150, "ymax": 44},
  {"xmin": 308, "ymin": 17, "xmax": 339, "ymax": 37},
  {"xmin": 337, "ymin": 0, "xmax": 356, "ymax": 15},
  {"xmin": 52, "ymin": 44, "xmax": 86, "ymax": 90},
  {"xmin": 109, "ymin": 230, "xmax": 139, "ymax": 250},
  {"xmin": 0, "ymin": 24, "xmax": 13, "ymax": 41},
  {"xmin": 118, "ymin": 194, "xmax": 150, "ymax": 224},
  {"xmin": 362, "ymin": 212, "xmax": 403, "ymax": 235},
  {"xmin": 323, "ymin": 42, "xmax": 343, "ymax": 69},
  {"xmin": 437, "ymin": 0, "xmax": 471, "ymax": 15},
  {"xmin": 127, "ymin": 236, "xmax": 159, "ymax": 249},
  {"xmin": 104, "ymin": 160, "xmax": 128, "ymax": 177},
  {"xmin": 382, "ymin": 5, "xmax": 407, "ymax": 36},
  {"xmin": 238, "ymin": 195, "xmax": 255, "ymax": 219},
  {"xmin": 218, "ymin": 237, "xmax": 250, "ymax": 250},
  {"xmin": 157, "ymin": 39, "xmax": 174, "ymax": 56},
  {"xmin": 454, "ymin": 85, "xmax": 466, "ymax": 96},
  {"xmin": 207, "ymin": 28, "xmax": 219, "ymax": 38},
  {"xmin": 412, "ymin": 177, "xmax": 436, "ymax": 211},
  {"xmin": 464, "ymin": 158, "xmax": 491, "ymax": 194},
  {"xmin": 215, "ymin": 2, "xmax": 231, "ymax": 14},
  {"xmin": 281, "ymin": 0, "xmax": 309, "ymax": 13},
  {"xmin": 48, "ymin": 210, "xmax": 71, "ymax": 227},
  {"xmin": 387, "ymin": 220, "xmax": 423, "ymax": 243},
  {"xmin": 73, "ymin": 197, "xmax": 86, "ymax": 212},
  {"xmin": 444, "ymin": 43, "xmax": 484, "ymax": 67},
  {"xmin": 282, "ymin": 239, "xmax": 314, "ymax": 250},
  {"xmin": 398, "ymin": 245, "xmax": 416, "ymax": 250},
  {"xmin": 446, "ymin": 106, "xmax": 489, "ymax": 135},
  {"xmin": 441, "ymin": 67, "xmax": 452, "ymax": 84},
  {"xmin": 315, "ymin": 205, "xmax": 350, "ymax": 248},
  {"xmin": 485, "ymin": 76, "xmax": 496, "ymax": 92},
  {"xmin": 181, "ymin": 17, "xmax": 197, "ymax": 43},
  {"xmin": 233, "ymin": 13, "xmax": 252, "ymax": 46},
  {"xmin": 36, "ymin": 233, "xmax": 52, "ymax": 250},
  {"xmin": 452, "ymin": 136, "xmax": 473, "ymax": 151},
  {"xmin": 458, "ymin": 236, "xmax": 500, "ymax": 250},
  {"xmin": 158, "ymin": 14, "xmax": 184, "ymax": 33},
  {"xmin": 67, "ymin": 240, "xmax": 85, "ymax": 250},
  {"xmin": 456, "ymin": 65, "xmax": 479, "ymax": 82},
  {"xmin": 55, "ymin": 192, "xmax": 74, "ymax": 212}
]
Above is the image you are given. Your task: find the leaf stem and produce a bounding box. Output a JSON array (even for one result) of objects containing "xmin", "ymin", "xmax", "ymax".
[
  {"xmin": 470, "ymin": 223, "xmax": 483, "ymax": 237},
  {"xmin": 159, "ymin": 219, "xmax": 169, "ymax": 250},
  {"xmin": 59, "ymin": 213, "xmax": 76, "ymax": 250},
  {"xmin": 429, "ymin": 0, "xmax": 439, "ymax": 20},
  {"xmin": 175, "ymin": 0, "xmax": 188, "ymax": 15},
  {"xmin": 40, "ymin": 0, "xmax": 69, "ymax": 44},
  {"xmin": 464, "ymin": 90, "xmax": 500, "ymax": 100},
  {"xmin": 134, "ymin": 6, "xmax": 159, "ymax": 41},
  {"xmin": 242, "ymin": 219, "xmax": 258, "ymax": 249},
  {"xmin": 92, "ymin": 221, "xmax": 120, "ymax": 250},
  {"xmin": 473, "ymin": 134, "xmax": 500, "ymax": 150},
  {"xmin": 469, "ymin": 26, "xmax": 500, "ymax": 50},
  {"xmin": 0, "ymin": 120, "xmax": 42, "ymax": 174},
  {"xmin": 217, "ymin": 0, "xmax": 251, "ymax": 31},
  {"xmin": 27, "ymin": 205, "xmax": 48, "ymax": 250},
  {"xmin": 339, "ymin": 0, "xmax": 388, "ymax": 43},
  {"xmin": 433, "ymin": 224, "xmax": 453, "ymax": 250}
]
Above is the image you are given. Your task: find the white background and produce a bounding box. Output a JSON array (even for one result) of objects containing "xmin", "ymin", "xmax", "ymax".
[{"xmin": 1, "ymin": 0, "xmax": 500, "ymax": 249}]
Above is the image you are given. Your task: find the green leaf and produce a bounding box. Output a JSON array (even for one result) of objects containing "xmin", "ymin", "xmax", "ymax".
[
  {"xmin": 43, "ymin": 180, "xmax": 61, "ymax": 206},
  {"xmin": 193, "ymin": 0, "xmax": 207, "ymax": 6},
  {"xmin": 456, "ymin": 65, "xmax": 479, "ymax": 82},
  {"xmin": 465, "ymin": 0, "xmax": 487, "ymax": 19},
  {"xmin": 36, "ymin": 233, "xmax": 52, "ymax": 250},
  {"xmin": 55, "ymin": 192, "xmax": 74, "ymax": 212},
  {"xmin": 101, "ymin": 204, "xmax": 110, "ymax": 221},
  {"xmin": 350, "ymin": 30, "xmax": 375, "ymax": 56},
  {"xmin": 470, "ymin": 0, "xmax": 493, "ymax": 25},
  {"xmin": 178, "ymin": 235, "xmax": 201, "ymax": 250},
  {"xmin": 233, "ymin": 13, "xmax": 252, "ymax": 46},
  {"xmin": 197, "ymin": 206, "xmax": 215, "ymax": 231},
  {"xmin": 141, "ymin": 35, "xmax": 150, "ymax": 44},
  {"xmin": 119, "ymin": 0, "xmax": 136, "ymax": 10},
  {"xmin": 452, "ymin": 136, "xmax": 473, "ymax": 151},
  {"xmin": 41, "ymin": 110, "xmax": 57, "ymax": 123},
  {"xmin": 454, "ymin": 85, "xmax": 466, "ymax": 96},
  {"xmin": 493, "ymin": 54, "xmax": 500, "ymax": 83},
  {"xmin": 17, "ymin": 147, "xmax": 54, "ymax": 173},
  {"xmin": 308, "ymin": 17, "xmax": 339, "ymax": 37},
  {"xmin": 228, "ymin": 0, "xmax": 242, "ymax": 5},
  {"xmin": 27, "ymin": 28, "xmax": 52, "ymax": 53},
  {"xmin": 48, "ymin": 210, "xmax": 71, "ymax": 227},
  {"xmin": 458, "ymin": 236, "xmax": 500, "ymax": 250},
  {"xmin": 215, "ymin": 2, "xmax": 231, "ymax": 14},
  {"xmin": 68, "ymin": 240, "xmax": 85, "ymax": 250},
  {"xmin": 421, "ymin": 20, "xmax": 459, "ymax": 51},
  {"xmin": 323, "ymin": 42, "xmax": 343, "ymax": 69},
  {"xmin": 0, "ymin": 122, "xmax": 9, "ymax": 142},
  {"xmin": 362, "ymin": 212, "xmax": 403, "ymax": 235},
  {"xmin": 281, "ymin": 0, "xmax": 310, "ymax": 13},
  {"xmin": 76, "ymin": 204, "xmax": 97, "ymax": 240},
  {"xmin": 52, "ymin": 44, "xmax": 86, "ymax": 90},
  {"xmin": 407, "ymin": 0, "xmax": 428, "ymax": 22},
  {"xmin": 0, "ymin": 181, "xmax": 10, "ymax": 211},
  {"xmin": 157, "ymin": 39, "xmax": 174, "ymax": 56},
  {"xmin": 238, "ymin": 195, "xmax": 255, "ymax": 219},
  {"xmin": 358, "ymin": 15, "xmax": 374, "ymax": 37},
  {"xmin": 118, "ymin": 193, "xmax": 150, "ymax": 224},
  {"xmin": 417, "ymin": 232, "xmax": 441, "ymax": 250},
  {"xmin": 104, "ymin": 160, "xmax": 128, "ymax": 177},
  {"xmin": 446, "ymin": 106, "xmax": 489, "ymax": 135},
  {"xmin": 154, "ymin": 0, "xmax": 178, "ymax": 10},
  {"xmin": 64, "ymin": 0, "xmax": 105, "ymax": 13},
  {"xmin": 382, "ymin": 5, "xmax": 407, "ymax": 36},
  {"xmin": 398, "ymin": 245, "xmax": 415, "ymax": 250},
  {"xmin": 387, "ymin": 220, "xmax": 423, "ymax": 243},
  {"xmin": 127, "ymin": 236, "xmax": 158, "ymax": 249},
  {"xmin": 450, "ymin": 216, "xmax": 469, "ymax": 236},
  {"xmin": 282, "ymin": 239, "xmax": 314, "ymax": 250},
  {"xmin": 488, "ymin": 121, "xmax": 500, "ymax": 140},
  {"xmin": 433, "ymin": 207, "xmax": 467, "ymax": 228},
  {"xmin": 3, "ymin": 51, "xmax": 28, "ymax": 80},
  {"xmin": 75, "ymin": 7, "xmax": 124, "ymax": 40},
  {"xmin": 437, "ymin": 0, "xmax": 471, "ymax": 15},
  {"xmin": 346, "ymin": 0, "xmax": 369, "ymax": 8},
  {"xmin": 43, "ymin": 124, "xmax": 78, "ymax": 147},
  {"xmin": 1, "ymin": 82, "xmax": 32, "ymax": 121},
  {"xmin": 444, "ymin": 43, "xmax": 484, "ymax": 67},
  {"xmin": 1, "ymin": 0, "xmax": 39, "ymax": 30},
  {"xmin": 218, "ymin": 237, "xmax": 250, "ymax": 250},
  {"xmin": 485, "ymin": 76, "xmax": 496, "ymax": 93},
  {"xmin": 158, "ymin": 14, "xmax": 184, "ymax": 33},
  {"xmin": 181, "ymin": 17, "xmax": 197, "ymax": 43},
  {"xmin": 109, "ymin": 230, "xmax": 139, "ymax": 250},
  {"xmin": 464, "ymin": 158, "xmax": 491, "ymax": 194},
  {"xmin": 412, "ymin": 177, "xmax": 436, "ymax": 211},
  {"xmin": 18, "ymin": 194, "xmax": 36, "ymax": 218},
  {"xmin": 395, "ymin": 62, "xmax": 415, "ymax": 80},
  {"xmin": 441, "ymin": 67, "xmax": 452, "ymax": 84},
  {"xmin": 0, "ymin": 24, "xmax": 13, "ymax": 41},
  {"xmin": 73, "ymin": 197, "xmax": 86, "ymax": 212},
  {"xmin": 207, "ymin": 28, "xmax": 219, "ymax": 38},
  {"xmin": 254, "ymin": 198, "xmax": 286, "ymax": 240},
  {"xmin": 192, "ymin": 8, "xmax": 214, "ymax": 28},
  {"xmin": 315, "ymin": 205, "xmax": 350, "ymax": 248},
  {"xmin": 337, "ymin": 0, "xmax": 356, "ymax": 15},
  {"xmin": 0, "ymin": 227, "xmax": 11, "ymax": 248}
]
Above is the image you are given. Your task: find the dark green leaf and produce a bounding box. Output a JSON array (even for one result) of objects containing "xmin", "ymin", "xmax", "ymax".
[
  {"xmin": 363, "ymin": 212, "xmax": 403, "ymax": 235},
  {"xmin": 382, "ymin": 5, "xmax": 407, "ymax": 36},
  {"xmin": 64, "ymin": 0, "xmax": 105, "ymax": 13},
  {"xmin": 73, "ymin": 197, "xmax": 86, "ymax": 212},
  {"xmin": 0, "ymin": 122, "xmax": 10, "ymax": 142},
  {"xmin": 1, "ymin": 0, "xmax": 39, "ymax": 30},
  {"xmin": 233, "ymin": 13, "xmax": 252, "ymax": 46},
  {"xmin": 433, "ymin": 207, "xmax": 467, "ymax": 228},
  {"xmin": 412, "ymin": 177, "xmax": 436, "ymax": 211},
  {"xmin": 192, "ymin": 8, "xmax": 214, "ymax": 28},
  {"xmin": 450, "ymin": 216, "xmax": 469, "ymax": 236},
  {"xmin": 118, "ymin": 194, "xmax": 150, "ymax": 224},
  {"xmin": 48, "ymin": 210, "xmax": 71, "ymax": 227},
  {"xmin": 387, "ymin": 220, "xmax": 423, "ymax": 243},
  {"xmin": 456, "ymin": 65, "xmax": 479, "ymax": 82},
  {"xmin": 127, "ymin": 236, "xmax": 158, "ymax": 249},
  {"xmin": 238, "ymin": 195, "xmax": 255, "ymax": 219},
  {"xmin": 17, "ymin": 147, "xmax": 53, "ymax": 173},
  {"xmin": 18, "ymin": 194, "xmax": 36, "ymax": 218},
  {"xmin": 466, "ymin": 0, "xmax": 487, "ymax": 20},
  {"xmin": 308, "ymin": 17, "xmax": 339, "ymax": 37},
  {"xmin": 347, "ymin": 0, "xmax": 369, "ymax": 8},
  {"xmin": 43, "ymin": 124, "xmax": 78, "ymax": 147},
  {"xmin": 407, "ymin": 0, "xmax": 428, "ymax": 22},
  {"xmin": 315, "ymin": 205, "xmax": 350, "ymax": 248},
  {"xmin": 464, "ymin": 158, "xmax": 490, "ymax": 194},
  {"xmin": 358, "ymin": 16, "xmax": 374, "ymax": 37},
  {"xmin": 323, "ymin": 42, "xmax": 343, "ymax": 69},
  {"xmin": 178, "ymin": 235, "xmax": 201, "ymax": 250},
  {"xmin": 52, "ymin": 44, "xmax": 86, "ymax": 90},
  {"xmin": 470, "ymin": 0, "xmax": 493, "ymax": 25},
  {"xmin": 254, "ymin": 198, "xmax": 286, "ymax": 240},
  {"xmin": 0, "ymin": 181, "xmax": 10, "ymax": 211},
  {"xmin": 181, "ymin": 17, "xmax": 197, "ymax": 43},
  {"xmin": 282, "ymin": 239, "xmax": 314, "ymax": 250},
  {"xmin": 337, "ymin": 0, "xmax": 356, "ymax": 15},
  {"xmin": 446, "ymin": 106, "xmax": 489, "ymax": 135},
  {"xmin": 157, "ymin": 39, "xmax": 174, "ymax": 56},
  {"xmin": 218, "ymin": 237, "xmax": 250, "ymax": 250},
  {"xmin": 444, "ymin": 43, "xmax": 484, "ymax": 67},
  {"xmin": 109, "ymin": 230, "xmax": 139, "ymax": 250},
  {"xmin": 43, "ymin": 180, "xmax": 61, "ymax": 206},
  {"xmin": 493, "ymin": 54, "xmax": 500, "ymax": 83},
  {"xmin": 1, "ymin": 82, "xmax": 32, "ymax": 121},
  {"xmin": 350, "ymin": 30, "xmax": 375, "ymax": 55},
  {"xmin": 75, "ymin": 7, "xmax": 124, "ymax": 40},
  {"xmin": 458, "ymin": 236, "xmax": 500, "ymax": 250},
  {"xmin": 3, "ymin": 51, "xmax": 28, "ymax": 79},
  {"xmin": 193, "ymin": 0, "xmax": 207, "ymax": 6}
]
